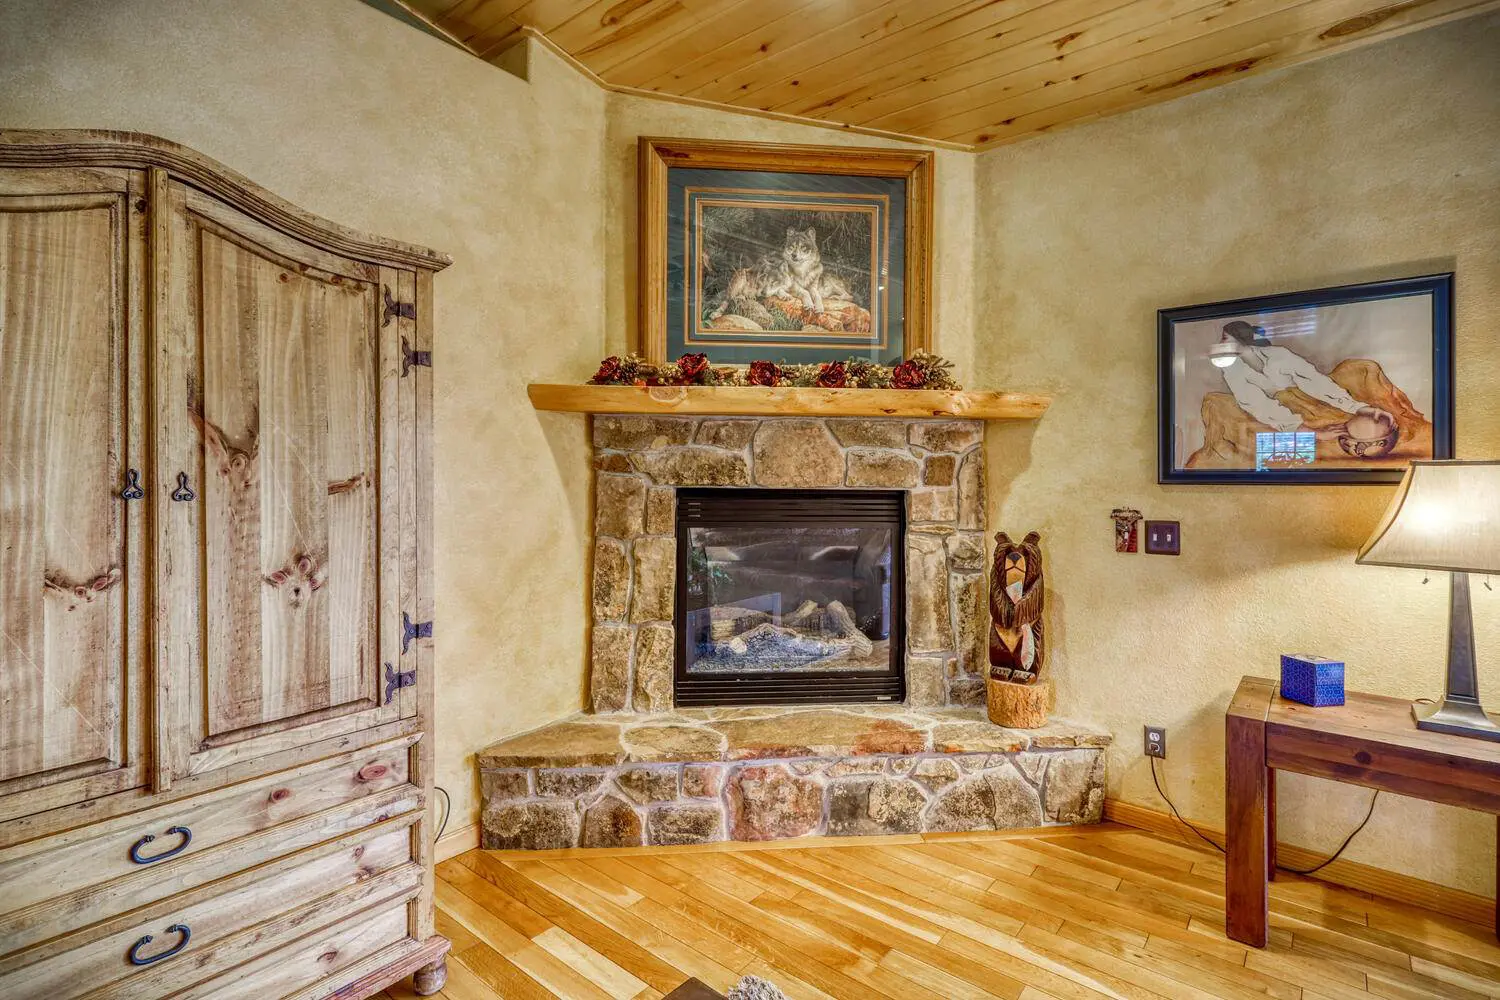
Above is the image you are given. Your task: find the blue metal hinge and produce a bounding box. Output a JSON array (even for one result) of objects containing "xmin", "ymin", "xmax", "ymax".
[
  {"xmin": 402, "ymin": 611, "xmax": 433, "ymax": 654},
  {"xmin": 382, "ymin": 285, "xmax": 416, "ymax": 328},
  {"xmin": 401, "ymin": 336, "xmax": 431, "ymax": 377},
  {"xmin": 384, "ymin": 661, "xmax": 416, "ymax": 704}
]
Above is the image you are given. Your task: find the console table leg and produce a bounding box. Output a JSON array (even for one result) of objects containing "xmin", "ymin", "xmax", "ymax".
[
  {"xmin": 1495, "ymin": 815, "xmax": 1498, "ymax": 943},
  {"xmin": 1267, "ymin": 769, "xmax": 1277, "ymax": 882},
  {"xmin": 1226, "ymin": 711, "xmax": 1270, "ymax": 947},
  {"xmin": 413, "ymin": 957, "xmax": 448, "ymax": 996}
]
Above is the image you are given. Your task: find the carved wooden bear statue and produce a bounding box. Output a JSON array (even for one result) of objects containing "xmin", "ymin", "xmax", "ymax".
[{"xmin": 989, "ymin": 530, "xmax": 1045, "ymax": 684}]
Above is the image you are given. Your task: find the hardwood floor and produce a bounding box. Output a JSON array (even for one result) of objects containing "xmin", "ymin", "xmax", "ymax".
[{"xmin": 378, "ymin": 823, "xmax": 1500, "ymax": 1000}]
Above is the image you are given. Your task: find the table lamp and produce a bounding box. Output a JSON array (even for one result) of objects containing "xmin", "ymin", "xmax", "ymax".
[{"xmin": 1357, "ymin": 460, "xmax": 1500, "ymax": 740}]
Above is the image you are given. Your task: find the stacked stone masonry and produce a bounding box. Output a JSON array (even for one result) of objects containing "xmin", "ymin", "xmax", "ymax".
[
  {"xmin": 478, "ymin": 706, "xmax": 1111, "ymax": 850},
  {"xmin": 482, "ymin": 746, "xmax": 1107, "ymax": 850},
  {"xmin": 590, "ymin": 415, "xmax": 988, "ymax": 712}
]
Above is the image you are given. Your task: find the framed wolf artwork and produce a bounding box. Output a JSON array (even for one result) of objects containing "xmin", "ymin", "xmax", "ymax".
[
  {"xmin": 638, "ymin": 137, "xmax": 933, "ymax": 366},
  {"xmin": 1158, "ymin": 274, "xmax": 1455, "ymax": 485}
]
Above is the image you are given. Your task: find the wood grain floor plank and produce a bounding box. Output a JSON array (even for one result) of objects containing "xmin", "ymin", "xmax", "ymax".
[
  {"xmin": 523, "ymin": 858, "xmax": 741, "ymax": 992},
  {"xmin": 436, "ymin": 875, "xmax": 615, "ymax": 1000},
  {"xmin": 1142, "ymin": 933, "xmax": 1300, "ymax": 1000},
  {"xmin": 427, "ymin": 825, "xmax": 1498, "ymax": 1000},
  {"xmin": 1290, "ymin": 934, "xmax": 1490, "ymax": 1000},
  {"xmin": 883, "ymin": 843, "xmax": 998, "ymax": 887},
  {"xmin": 794, "ymin": 845, "xmax": 1045, "ymax": 936},
  {"xmin": 531, "ymin": 925, "xmax": 649, "ymax": 1000},
  {"xmin": 582, "ymin": 855, "xmax": 889, "ymax": 1000},
  {"xmin": 1015, "ymin": 922, "xmax": 1208, "ymax": 1000},
  {"xmin": 983, "ymin": 839, "xmax": 1128, "ymax": 890},
  {"xmin": 462, "ymin": 852, "xmax": 686, "ymax": 994},
  {"xmin": 439, "ymin": 955, "xmax": 508, "ymax": 1000},
  {"xmin": 1050, "ymin": 920, "xmax": 1278, "ymax": 1000},
  {"xmin": 651, "ymin": 851, "xmax": 769, "ymax": 901},
  {"xmin": 738, "ymin": 849, "xmax": 956, "ymax": 943},
  {"xmin": 780, "ymin": 885, "xmax": 1028, "ymax": 999},
  {"xmin": 435, "ymin": 908, "xmax": 484, "ymax": 956},
  {"xmin": 937, "ymin": 929, "xmax": 1128, "ymax": 1000},
  {"xmin": 916, "ymin": 840, "xmax": 1040, "ymax": 879},
  {"xmin": 449, "ymin": 940, "xmax": 553, "ymax": 1000},
  {"xmin": 622, "ymin": 855, "xmax": 895, "ymax": 1000}
]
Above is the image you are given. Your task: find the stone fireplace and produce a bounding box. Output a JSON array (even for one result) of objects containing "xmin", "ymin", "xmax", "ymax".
[
  {"xmin": 590, "ymin": 414, "xmax": 989, "ymax": 712},
  {"xmin": 474, "ymin": 402, "xmax": 1110, "ymax": 852}
]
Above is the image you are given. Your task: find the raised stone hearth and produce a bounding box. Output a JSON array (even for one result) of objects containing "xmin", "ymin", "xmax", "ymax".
[
  {"xmin": 477, "ymin": 706, "xmax": 1110, "ymax": 850},
  {"xmin": 590, "ymin": 414, "xmax": 988, "ymax": 711},
  {"xmin": 497, "ymin": 409, "xmax": 1115, "ymax": 852}
]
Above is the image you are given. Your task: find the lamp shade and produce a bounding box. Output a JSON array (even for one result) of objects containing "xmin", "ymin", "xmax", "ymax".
[{"xmin": 1358, "ymin": 461, "xmax": 1500, "ymax": 574}]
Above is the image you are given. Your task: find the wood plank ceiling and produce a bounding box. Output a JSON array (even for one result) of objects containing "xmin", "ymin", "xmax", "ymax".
[{"xmin": 398, "ymin": 0, "xmax": 1499, "ymax": 149}]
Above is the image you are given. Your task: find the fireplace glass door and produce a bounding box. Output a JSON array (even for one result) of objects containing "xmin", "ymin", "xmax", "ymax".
[{"xmin": 675, "ymin": 489, "xmax": 905, "ymax": 706}]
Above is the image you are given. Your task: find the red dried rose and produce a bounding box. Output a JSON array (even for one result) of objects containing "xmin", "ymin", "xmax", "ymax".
[
  {"xmin": 814, "ymin": 361, "xmax": 848, "ymax": 388},
  {"xmin": 675, "ymin": 353, "xmax": 710, "ymax": 384},
  {"xmin": 747, "ymin": 360, "xmax": 783, "ymax": 387},
  {"xmin": 590, "ymin": 356, "xmax": 625, "ymax": 384},
  {"xmin": 890, "ymin": 359, "xmax": 927, "ymax": 389}
]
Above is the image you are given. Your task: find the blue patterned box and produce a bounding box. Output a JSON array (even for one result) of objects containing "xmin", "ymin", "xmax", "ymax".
[{"xmin": 1280, "ymin": 654, "xmax": 1345, "ymax": 707}]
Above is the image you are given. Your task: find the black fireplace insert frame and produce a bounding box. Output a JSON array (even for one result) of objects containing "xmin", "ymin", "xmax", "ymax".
[{"xmin": 673, "ymin": 487, "xmax": 906, "ymax": 706}]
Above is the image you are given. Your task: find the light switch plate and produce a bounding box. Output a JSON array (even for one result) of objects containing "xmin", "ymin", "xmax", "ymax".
[{"xmin": 1145, "ymin": 520, "xmax": 1180, "ymax": 555}]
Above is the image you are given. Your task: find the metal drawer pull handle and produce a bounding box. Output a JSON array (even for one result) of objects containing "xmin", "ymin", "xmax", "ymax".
[
  {"xmin": 120, "ymin": 469, "xmax": 145, "ymax": 500},
  {"xmin": 128, "ymin": 924, "xmax": 191, "ymax": 966},
  {"xmin": 129, "ymin": 825, "xmax": 192, "ymax": 864},
  {"xmin": 170, "ymin": 471, "xmax": 195, "ymax": 502}
]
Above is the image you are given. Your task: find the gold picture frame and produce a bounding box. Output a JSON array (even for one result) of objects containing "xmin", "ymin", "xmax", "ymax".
[{"xmin": 638, "ymin": 137, "xmax": 933, "ymax": 365}]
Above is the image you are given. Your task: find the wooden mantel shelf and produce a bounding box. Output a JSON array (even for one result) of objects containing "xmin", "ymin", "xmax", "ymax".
[{"xmin": 527, "ymin": 383, "xmax": 1051, "ymax": 420}]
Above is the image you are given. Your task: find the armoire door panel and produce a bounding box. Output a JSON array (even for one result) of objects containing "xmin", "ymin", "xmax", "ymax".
[
  {"xmin": 197, "ymin": 225, "xmax": 378, "ymax": 739},
  {"xmin": 0, "ymin": 170, "xmax": 147, "ymax": 812},
  {"xmin": 156, "ymin": 181, "xmax": 401, "ymax": 783}
]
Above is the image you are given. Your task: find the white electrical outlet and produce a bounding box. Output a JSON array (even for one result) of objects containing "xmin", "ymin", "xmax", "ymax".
[{"xmin": 1144, "ymin": 725, "xmax": 1167, "ymax": 759}]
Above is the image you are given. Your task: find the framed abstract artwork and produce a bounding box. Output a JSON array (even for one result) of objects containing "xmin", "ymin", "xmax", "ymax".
[
  {"xmin": 1158, "ymin": 274, "xmax": 1454, "ymax": 485},
  {"xmin": 638, "ymin": 137, "xmax": 933, "ymax": 366}
]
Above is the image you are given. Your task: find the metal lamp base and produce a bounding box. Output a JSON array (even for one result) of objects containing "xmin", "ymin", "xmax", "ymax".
[
  {"xmin": 1414, "ymin": 571, "xmax": 1500, "ymax": 743},
  {"xmin": 1413, "ymin": 698, "xmax": 1500, "ymax": 742}
]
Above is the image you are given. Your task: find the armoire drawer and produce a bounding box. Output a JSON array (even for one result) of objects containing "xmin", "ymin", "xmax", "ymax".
[
  {"xmin": 0, "ymin": 818, "xmax": 418, "ymax": 1000},
  {"xmin": 0, "ymin": 737, "xmax": 418, "ymax": 956},
  {"xmin": 162, "ymin": 897, "xmax": 416, "ymax": 1000}
]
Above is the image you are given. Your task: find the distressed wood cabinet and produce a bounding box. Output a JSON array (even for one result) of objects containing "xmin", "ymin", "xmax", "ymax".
[
  {"xmin": 0, "ymin": 162, "xmax": 151, "ymax": 821},
  {"xmin": 0, "ymin": 131, "xmax": 448, "ymax": 1000}
]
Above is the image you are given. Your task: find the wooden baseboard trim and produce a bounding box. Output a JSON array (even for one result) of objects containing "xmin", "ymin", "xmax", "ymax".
[
  {"xmin": 1104, "ymin": 798, "xmax": 1494, "ymax": 926},
  {"xmin": 454, "ymin": 823, "xmax": 1095, "ymax": 863},
  {"xmin": 435, "ymin": 822, "xmax": 479, "ymax": 863}
]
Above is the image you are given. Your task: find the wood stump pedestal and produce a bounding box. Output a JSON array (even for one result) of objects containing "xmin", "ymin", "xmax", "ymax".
[{"xmin": 988, "ymin": 678, "xmax": 1051, "ymax": 729}]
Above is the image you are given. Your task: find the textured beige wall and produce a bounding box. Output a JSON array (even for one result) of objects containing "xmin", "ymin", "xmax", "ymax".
[
  {"xmin": 975, "ymin": 13, "xmax": 1500, "ymax": 895},
  {"xmin": 0, "ymin": 0, "xmax": 607, "ymax": 835},
  {"xmin": 603, "ymin": 94, "xmax": 977, "ymax": 379}
]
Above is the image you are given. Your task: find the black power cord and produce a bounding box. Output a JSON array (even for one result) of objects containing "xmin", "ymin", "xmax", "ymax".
[
  {"xmin": 1149, "ymin": 756, "xmax": 1379, "ymax": 876},
  {"xmin": 434, "ymin": 785, "xmax": 452, "ymax": 842},
  {"xmin": 1150, "ymin": 756, "xmax": 1227, "ymax": 854},
  {"xmin": 1283, "ymin": 791, "xmax": 1379, "ymax": 876}
]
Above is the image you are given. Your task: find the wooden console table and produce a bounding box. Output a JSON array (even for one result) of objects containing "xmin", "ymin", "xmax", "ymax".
[{"xmin": 1226, "ymin": 675, "xmax": 1500, "ymax": 947}]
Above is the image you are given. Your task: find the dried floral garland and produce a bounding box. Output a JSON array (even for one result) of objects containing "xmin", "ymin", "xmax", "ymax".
[{"xmin": 588, "ymin": 352, "xmax": 960, "ymax": 390}]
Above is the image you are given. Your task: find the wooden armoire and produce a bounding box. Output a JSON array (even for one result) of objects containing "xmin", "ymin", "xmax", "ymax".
[{"xmin": 0, "ymin": 131, "xmax": 448, "ymax": 999}]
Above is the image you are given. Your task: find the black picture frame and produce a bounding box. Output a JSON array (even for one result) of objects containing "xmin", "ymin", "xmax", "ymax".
[{"xmin": 1158, "ymin": 274, "xmax": 1454, "ymax": 485}]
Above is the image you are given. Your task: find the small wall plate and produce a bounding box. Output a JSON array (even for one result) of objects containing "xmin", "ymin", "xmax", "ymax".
[{"xmin": 1145, "ymin": 520, "xmax": 1180, "ymax": 555}]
